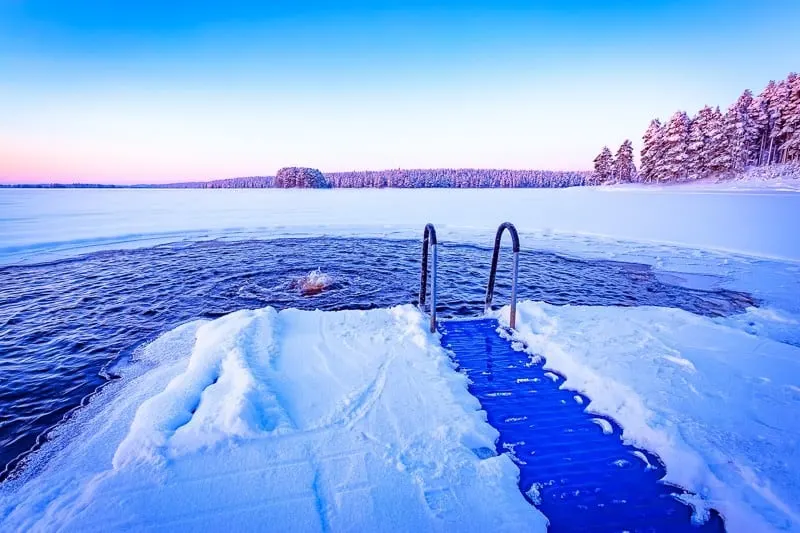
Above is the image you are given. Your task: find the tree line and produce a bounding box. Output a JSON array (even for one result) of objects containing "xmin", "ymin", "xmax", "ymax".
[
  {"xmin": 149, "ymin": 168, "xmax": 588, "ymax": 189},
  {"xmin": 151, "ymin": 176, "xmax": 273, "ymax": 188},
  {"xmin": 325, "ymin": 168, "xmax": 588, "ymax": 188},
  {"xmin": 1, "ymin": 169, "xmax": 589, "ymax": 189},
  {"xmin": 157, "ymin": 168, "xmax": 590, "ymax": 188},
  {"xmin": 593, "ymin": 72, "xmax": 800, "ymax": 183}
]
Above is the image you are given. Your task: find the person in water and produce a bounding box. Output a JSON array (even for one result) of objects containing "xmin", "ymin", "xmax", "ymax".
[{"xmin": 295, "ymin": 268, "xmax": 333, "ymax": 296}]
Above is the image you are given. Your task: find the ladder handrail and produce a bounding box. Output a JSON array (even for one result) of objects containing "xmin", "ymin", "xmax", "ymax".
[
  {"xmin": 484, "ymin": 222, "xmax": 520, "ymax": 329},
  {"xmin": 419, "ymin": 223, "xmax": 438, "ymax": 333}
]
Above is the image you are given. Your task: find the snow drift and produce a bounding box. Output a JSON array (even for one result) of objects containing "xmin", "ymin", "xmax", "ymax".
[{"xmin": 0, "ymin": 306, "xmax": 545, "ymax": 532}]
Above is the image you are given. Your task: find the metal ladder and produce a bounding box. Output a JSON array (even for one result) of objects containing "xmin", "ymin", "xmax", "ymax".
[
  {"xmin": 425, "ymin": 223, "xmax": 725, "ymax": 531},
  {"xmin": 418, "ymin": 222, "xmax": 520, "ymax": 332},
  {"xmin": 419, "ymin": 223, "xmax": 438, "ymax": 333}
]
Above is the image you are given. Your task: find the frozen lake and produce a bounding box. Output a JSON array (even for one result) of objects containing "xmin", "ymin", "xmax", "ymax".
[
  {"xmin": 1, "ymin": 187, "xmax": 799, "ymax": 531},
  {"xmin": 2, "ymin": 187, "xmax": 800, "ymax": 264}
]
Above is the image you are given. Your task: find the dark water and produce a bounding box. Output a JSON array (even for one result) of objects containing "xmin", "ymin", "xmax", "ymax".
[{"xmin": 0, "ymin": 237, "xmax": 755, "ymax": 480}]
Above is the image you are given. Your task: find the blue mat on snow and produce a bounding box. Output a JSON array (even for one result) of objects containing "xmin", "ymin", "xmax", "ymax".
[{"xmin": 440, "ymin": 318, "xmax": 726, "ymax": 533}]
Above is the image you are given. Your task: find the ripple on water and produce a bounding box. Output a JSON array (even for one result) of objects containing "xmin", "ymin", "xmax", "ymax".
[{"xmin": 0, "ymin": 237, "xmax": 755, "ymax": 480}]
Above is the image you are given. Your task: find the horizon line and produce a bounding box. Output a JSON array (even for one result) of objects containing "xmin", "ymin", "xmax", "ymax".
[{"xmin": 0, "ymin": 165, "xmax": 593, "ymax": 187}]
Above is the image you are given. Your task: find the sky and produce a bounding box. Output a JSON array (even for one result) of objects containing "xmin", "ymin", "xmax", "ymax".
[{"xmin": 1, "ymin": 1, "xmax": 798, "ymax": 184}]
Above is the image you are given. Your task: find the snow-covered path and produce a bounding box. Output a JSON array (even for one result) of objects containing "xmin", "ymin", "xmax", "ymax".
[{"xmin": 0, "ymin": 306, "xmax": 544, "ymax": 532}]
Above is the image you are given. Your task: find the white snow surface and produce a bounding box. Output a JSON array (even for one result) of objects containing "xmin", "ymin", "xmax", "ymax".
[
  {"xmin": 494, "ymin": 301, "xmax": 800, "ymax": 533},
  {"xmin": 673, "ymin": 177, "xmax": 800, "ymax": 193},
  {"xmin": 2, "ymin": 187, "xmax": 800, "ymax": 264},
  {"xmin": 0, "ymin": 305, "xmax": 545, "ymax": 532}
]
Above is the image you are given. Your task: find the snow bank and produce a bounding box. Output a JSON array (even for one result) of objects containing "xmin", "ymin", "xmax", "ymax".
[
  {"xmin": 0, "ymin": 306, "xmax": 544, "ymax": 532},
  {"xmin": 690, "ymin": 163, "xmax": 800, "ymax": 192},
  {"xmin": 611, "ymin": 163, "xmax": 800, "ymax": 193},
  {"xmin": 2, "ymin": 187, "xmax": 799, "ymax": 264},
  {"xmin": 495, "ymin": 301, "xmax": 800, "ymax": 533}
]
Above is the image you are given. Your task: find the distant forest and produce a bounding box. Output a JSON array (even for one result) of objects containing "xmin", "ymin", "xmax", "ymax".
[
  {"xmin": 157, "ymin": 168, "xmax": 590, "ymax": 189},
  {"xmin": 593, "ymin": 71, "xmax": 800, "ymax": 183},
  {"xmin": 1, "ymin": 168, "xmax": 590, "ymax": 189},
  {"xmin": 147, "ymin": 168, "xmax": 591, "ymax": 189},
  {"xmin": 325, "ymin": 168, "xmax": 588, "ymax": 188}
]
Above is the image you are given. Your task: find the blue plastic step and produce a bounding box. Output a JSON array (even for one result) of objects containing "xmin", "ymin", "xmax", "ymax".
[{"xmin": 440, "ymin": 318, "xmax": 725, "ymax": 533}]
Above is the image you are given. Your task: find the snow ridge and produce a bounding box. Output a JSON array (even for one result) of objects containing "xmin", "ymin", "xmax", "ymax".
[{"xmin": 113, "ymin": 307, "xmax": 287, "ymax": 468}]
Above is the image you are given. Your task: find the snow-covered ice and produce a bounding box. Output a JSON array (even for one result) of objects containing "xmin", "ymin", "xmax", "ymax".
[
  {"xmin": 2, "ymin": 186, "xmax": 799, "ymax": 264},
  {"xmin": 668, "ymin": 164, "xmax": 800, "ymax": 193},
  {"xmin": 0, "ymin": 305, "xmax": 545, "ymax": 532},
  {"xmin": 494, "ymin": 300, "xmax": 800, "ymax": 533}
]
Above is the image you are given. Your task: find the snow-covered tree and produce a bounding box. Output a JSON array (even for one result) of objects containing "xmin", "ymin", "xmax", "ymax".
[
  {"xmin": 777, "ymin": 73, "xmax": 800, "ymax": 161},
  {"xmin": 613, "ymin": 140, "xmax": 636, "ymax": 183},
  {"xmin": 640, "ymin": 119, "xmax": 664, "ymax": 182},
  {"xmin": 274, "ymin": 167, "xmax": 329, "ymax": 188},
  {"xmin": 750, "ymin": 81, "xmax": 776, "ymax": 165},
  {"xmin": 724, "ymin": 90, "xmax": 759, "ymax": 171},
  {"xmin": 687, "ymin": 106, "xmax": 714, "ymax": 178},
  {"xmin": 767, "ymin": 77, "xmax": 794, "ymax": 164},
  {"xmin": 592, "ymin": 146, "xmax": 614, "ymax": 183},
  {"xmin": 706, "ymin": 107, "xmax": 731, "ymax": 174},
  {"xmin": 603, "ymin": 71, "xmax": 800, "ymax": 184},
  {"xmin": 661, "ymin": 111, "xmax": 691, "ymax": 181}
]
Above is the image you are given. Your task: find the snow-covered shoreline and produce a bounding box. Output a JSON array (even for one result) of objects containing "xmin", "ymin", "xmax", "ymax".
[{"xmin": 0, "ymin": 306, "xmax": 545, "ymax": 532}]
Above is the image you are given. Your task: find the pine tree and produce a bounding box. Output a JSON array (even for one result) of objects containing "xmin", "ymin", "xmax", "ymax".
[
  {"xmin": 662, "ymin": 111, "xmax": 691, "ymax": 181},
  {"xmin": 750, "ymin": 81, "xmax": 776, "ymax": 165},
  {"xmin": 613, "ymin": 140, "xmax": 636, "ymax": 183},
  {"xmin": 609, "ymin": 71, "xmax": 800, "ymax": 182},
  {"xmin": 706, "ymin": 107, "xmax": 731, "ymax": 173},
  {"xmin": 767, "ymin": 77, "xmax": 793, "ymax": 164},
  {"xmin": 687, "ymin": 106, "xmax": 714, "ymax": 178},
  {"xmin": 593, "ymin": 146, "xmax": 614, "ymax": 183},
  {"xmin": 725, "ymin": 90, "xmax": 759, "ymax": 171},
  {"xmin": 640, "ymin": 119, "xmax": 664, "ymax": 182},
  {"xmin": 777, "ymin": 73, "xmax": 800, "ymax": 161}
]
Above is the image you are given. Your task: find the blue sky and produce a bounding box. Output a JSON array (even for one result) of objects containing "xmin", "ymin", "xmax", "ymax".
[{"xmin": 1, "ymin": 1, "xmax": 798, "ymax": 183}]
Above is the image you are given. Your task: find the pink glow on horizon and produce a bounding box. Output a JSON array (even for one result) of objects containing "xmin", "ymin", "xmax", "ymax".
[
  {"xmin": 0, "ymin": 61, "xmax": 668, "ymax": 185},
  {"xmin": 3, "ymin": 2, "xmax": 799, "ymax": 186},
  {"xmin": 0, "ymin": 118, "xmax": 598, "ymax": 185}
]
